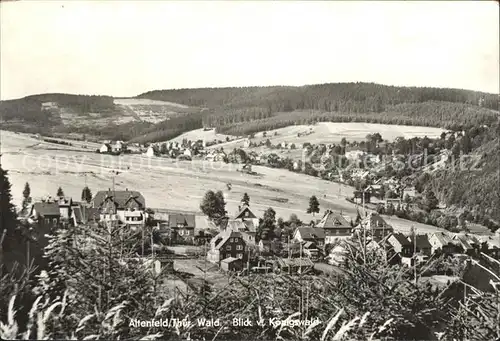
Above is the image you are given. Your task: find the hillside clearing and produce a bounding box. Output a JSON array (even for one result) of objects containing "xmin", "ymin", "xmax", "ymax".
[{"xmin": 208, "ymin": 122, "xmax": 446, "ymax": 150}]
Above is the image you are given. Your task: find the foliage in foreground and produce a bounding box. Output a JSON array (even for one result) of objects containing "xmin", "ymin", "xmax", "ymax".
[{"xmin": 1, "ymin": 221, "xmax": 500, "ymax": 340}]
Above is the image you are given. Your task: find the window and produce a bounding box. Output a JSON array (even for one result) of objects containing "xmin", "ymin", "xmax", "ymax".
[
  {"xmin": 53, "ymin": 218, "xmax": 58, "ymax": 224},
  {"xmin": 179, "ymin": 230, "xmax": 184, "ymax": 236},
  {"xmin": 236, "ymin": 245, "xmax": 243, "ymax": 250},
  {"xmin": 237, "ymin": 253, "xmax": 243, "ymax": 259},
  {"xmin": 230, "ymin": 238, "xmax": 234, "ymax": 243},
  {"xmin": 45, "ymin": 218, "xmax": 50, "ymax": 224},
  {"xmin": 226, "ymin": 246, "xmax": 231, "ymax": 251},
  {"xmin": 245, "ymin": 211, "xmax": 249, "ymax": 217}
]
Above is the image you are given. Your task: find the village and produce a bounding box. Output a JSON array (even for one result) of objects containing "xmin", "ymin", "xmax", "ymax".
[{"xmin": 15, "ymin": 184, "xmax": 500, "ymax": 292}]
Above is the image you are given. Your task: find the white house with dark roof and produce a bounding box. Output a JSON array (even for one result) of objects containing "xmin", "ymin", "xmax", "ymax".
[
  {"xmin": 316, "ymin": 210, "xmax": 352, "ymax": 244},
  {"xmin": 91, "ymin": 189, "xmax": 146, "ymax": 226},
  {"xmin": 293, "ymin": 227, "xmax": 325, "ymax": 247},
  {"xmin": 428, "ymin": 232, "xmax": 457, "ymax": 255}
]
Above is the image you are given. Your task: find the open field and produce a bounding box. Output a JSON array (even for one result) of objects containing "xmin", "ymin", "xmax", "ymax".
[
  {"xmin": 1, "ymin": 130, "xmax": 447, "ymax": 235},
  {"xmin": 164, "ymin": 128, "xmax": 236, "ymax": 145},
  {"xmin": 208, "ymin": 122, "xmax": 447, "ymax": 150},
  {"xmin": 113, "ymin": 98, "xmax": 199, "ymax": 123},
  {"xmin": 114, "ymin": 98, "xmax": 190, "ymax": 108}
]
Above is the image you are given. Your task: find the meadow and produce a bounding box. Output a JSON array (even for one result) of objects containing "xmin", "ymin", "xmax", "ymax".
[{"xmin": 1, "ymin": 130, "xmax": 447, "ymax": 234}]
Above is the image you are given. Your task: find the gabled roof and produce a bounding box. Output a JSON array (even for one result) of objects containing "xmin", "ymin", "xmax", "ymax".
[
  {"xmin": 169, "ymin": 213, "xmax": 195, "ymax": 228},
  {"xmin": 213, "ymin": 231, "xmax": 243, "ymax": 250},
  {"xmin": 432, "ymin": 232, "xmax": 453, "ymax": 245},
  {"xmin": 358, "ymin": 213, "xmax": 393, "ymax": 231},
  {"xmin": 295, "ymin": 227, "xmax": 326, "ymax": 240},
  {"xmin": 92, "ymin": 190, "xmax": 145, "ymax": 209},
  {"xmin": 316, "ymin": 210, "xmax": 350, "ymax": 229},
  {"xmin": 275, "ymin": 257, "xmax": 314, "ymax": 268},
  {"xmin": 409, "ymin": 234, "xmax": 432, "ymax": 249},
  {"xmin": 226, "ymin": 220, "xmax": 247, "ymax": 232},
  {"xmin": 235, "ymin": 206, "xmax": 257, "ymax": 220},
  {"xmin": 390, "ymin": 233, "xmax": 412, "ymax": 247},
  {"xmin": 221, "ymin": 257, "xmax": 241, "ymax": 264},
  {"xmin": 32, "ymin": 202, "xmax": 60, "ymax": 217},
  {"xmin": 72, "ymin": 205, "xmax": 99, "ymax": 223}
]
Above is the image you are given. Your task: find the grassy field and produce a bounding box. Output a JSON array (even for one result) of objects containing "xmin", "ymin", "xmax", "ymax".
[
  {"xmin": 1, "ymin": 130, "xmax": 447, "ymax": 234},
  {"xmin": 164, "ymin": 128, "xmax": 236, "ymax": 145},
  {"xmin": 209, "ymin": 122, "xmax": 446, "ymax": 150}
]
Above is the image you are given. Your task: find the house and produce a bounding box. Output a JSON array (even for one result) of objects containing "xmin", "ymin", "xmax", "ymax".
[
  {"xmin": 100, "ymin": 144, "xmax": 111, "ymax": 153},
  {"xmin": 258, "ymin": 239, "xmax": 281, "ymax": 254},
  {"xmin": 222, "ymin": 218, "xmax": 255, "ymax": 233},
  {"xmin": 428, "ymin": 232, "xmax": 457, "ymax": 255},
  {"xmin": 56, "ymin": 196, "xmax": 74, "ymax": 220},
  {"xmin": 366, "ymin": 237, "xmax": 399, "ymax": 264},
  {"xmin": 408, "ymin": 234, "xmax": 432, "ymax": 256},
  {"xmin": 453, "ymin": 234, "xmax": 481, "ymax": 256},
  {"xmin": 29, "ymin": 201, "xmax": 61, "ymax": 230},
  {"xmin": 354, "ymin": 212, "xmax": 393, "ymax": 241},
  {"xmin": 327, "ymin": 241, "xmax": 350, "ymax": 266},
  {"xmin": 272, "ymin": 257, "xmax": 314, "ymax": 274},
  {"xmin": 366, "ymin": 184, "xmax": 383, "ymax": 199},
  {"xmin": 220, "ymin": 257, "xmax": 244, "ymax": 272},
  {"xmin": 302, "ymin": 241, "xmax": 320, "ymax": 261},
  {"xmin": 206, "ymin": 149, "xmax": 227, "ymax": 162},
  {"xmin": 112, "ymin": 141, "xmax": 125, "ymax": 153},
  {"xmin": 388, "ymin": 233, "xmax": 413, "ymax": 258},
  {"xmin": 183, "ymin": 149, "xmax": 193, "ymax": 157},
  {"xmin": 293, "ymin": 227, "xmax": 325, "ymax": 247},
  {"xmin": 234, "ymin": 205, "xmax": 259, "ymax": 228},
  {"xmin": 70, "ymin": 204, "xmax": 99, "ymax": 226},
  {"xmin": 145, "ymin": 145, "xmax": 157, "ymax": 157},
  {"xmin": 385, "ymin": 198, "xmax": 402, "ymax": 209},
  {"xmin": 353, "ymin": 191, "xmax": 371, "ymax": 204},
  {"xmin": 316, "ymin": 210, "xmax": 351, "ymax": 244},
  {"xmin": 169, "ymin": 213, "xmax": 196, "ymax": 241},
  {"xmin": 207, "ymin": 231, "xmax": 246, "ymax": 264},
  {"xmin": 240, "ymin": 231, "xmax": 257, "ymax": 246},
  {"xmin": 243, "ymin": 139, "xmax": 251, "ymax": 148},
  {"xmin": 91, "ymin": 189, "xmax": 146, "ymax": 225}
]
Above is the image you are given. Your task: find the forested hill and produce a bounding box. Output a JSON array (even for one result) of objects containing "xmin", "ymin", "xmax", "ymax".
[
  {"xmin": 139, "ymin": 83, "xmax": 499, "ymax": 111},
  {"xmin": 138, "ymin": 82, "xmax": 499, "ymax": 136},
  {"xmin": 1, "ymin": 83, "xmax": 498, "ymax": 142}
]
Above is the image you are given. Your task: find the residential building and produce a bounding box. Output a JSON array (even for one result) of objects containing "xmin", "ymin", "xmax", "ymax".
[
  {"xmin": 453, "ymin": 234, "xmax": 481, "ymax": 256},
  {"xmin": 91, "ymin": 189, "xmax": 146, "ymax": 226},
  {"xmin": 234, "ymin": 205, "xmax": 259, "ymax": 229},
  {"xmin": 169, "ymin": 213, "xmax": 196, "ymax": 241},
  {"xmin": 316, "ymin": 210, "xmax": 352, "ymax": 244},
  {"xmin": 145, "ymin": 145, "xmax": 157, "ymax": 157},
  {"xmin": 354, "ymin": 212, "xmax": 393, "ymax": 241},
  {"xmin": 293, "ymin": 227, "xmax": 325, "ymax": 247},
  {"xmin": 243, "ymin": 139, "xmax": 251, "ymax": 148},
  {"xmin": 56, "ymin": 196, "xmax": 74, "ymax": 221},
  {"xmin": 220, "ymin": 257, "xmax": 244, "ymax": 272},
  {"xmin": 385, "ymin": 198, "xmax": 402, "ymax": 209},
  {"xmin": 429, "ymin": 232, "xmax": 457, "ymax": 255},
  {"xmin": 272, "ymin": 257, "xmax": 314, "ymax": 274},
  {"xmin": 70, "ymin": 204, "xmax": 99, "ymax": 226},
  {"xmin": 302, "ymin": 241, "xmax": 321, "ymax": 260},
  {"xmin": 28, "ymin": 201, "xmax": 61, "ymax": 230},
  {"xmin": 100, "ymin": 144, "xmax": 111, "ymax": 153},
  {"xmin": 240, "ymin": 231, "xmax": 257, "ymax": 246},
  {"xmin": 353, "ymin": 191, "xmax": 371, "ymax": 204},
  {"xmin": 207, "ymin": 231, "xmax": 247, "ymax": 264},
  {"xmin": 388, "ymin": 233, "xmax": 413, "ymax": 258},
  {"xmin": 408, "ymin": 234, "xmax": 433, "ymax": 256}
]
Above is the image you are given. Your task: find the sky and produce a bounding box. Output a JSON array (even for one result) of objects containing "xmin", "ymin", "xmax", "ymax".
[{"xmin": 0, "ymin": 1, "xmax": 499, "ymax": 100}]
